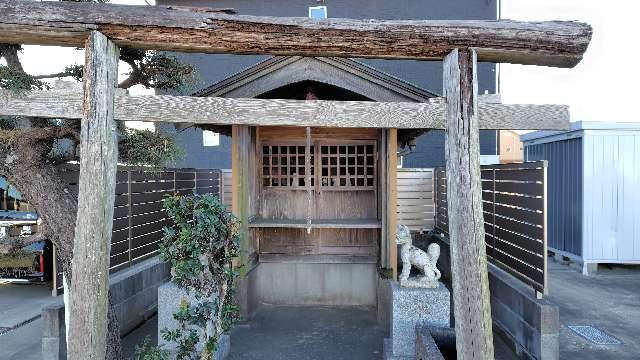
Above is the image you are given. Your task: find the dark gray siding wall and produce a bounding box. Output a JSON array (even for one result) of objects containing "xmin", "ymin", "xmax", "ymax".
[
  {"xmin": 161, "ymin": 127, "xmax": 232, "ymax": 169},
  {"xmin": 157, "ymin": 0, "xmax": 498, "ymax": 169},
  {"xmin": 157, "ymin": 0, "xmax": 498, "ymax": 96},
  {"xmin": 525, "ymin": 138, "xmax": 583, "ymax": 256},
  {"xmin": 403, "ymin": 130, "xmax": 497, "ymax": 168}
]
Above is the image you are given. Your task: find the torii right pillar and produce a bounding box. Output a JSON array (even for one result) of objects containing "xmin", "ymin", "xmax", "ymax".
[{"xmin": 444, "ymin": 48, "xmax": 494, "ymax": 359}]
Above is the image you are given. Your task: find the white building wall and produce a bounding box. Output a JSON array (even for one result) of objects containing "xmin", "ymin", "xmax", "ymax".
[{"xmin": 582, "ymin": 131, "xmax": 640, "ymax": 263}]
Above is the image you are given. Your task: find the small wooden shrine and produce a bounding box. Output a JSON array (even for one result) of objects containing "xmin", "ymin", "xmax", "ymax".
[{"xmin": 0, "ymin": 1, "xmax": 592, "ymax": 358}]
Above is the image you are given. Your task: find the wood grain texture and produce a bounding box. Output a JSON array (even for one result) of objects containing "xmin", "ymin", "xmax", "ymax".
[
  {"xmin": 68, "ymin": 31, "xmax": 119, "ymax": 360},
  {"xmin": 386, "ymin": 129, "xmax": 398, "ymax": 279},
  {"xmin": 249, "ymin": 218, "xmax": 381, "ymax": 229},
  {"xmin": 443, "ymin": 49, "xmax": 494, "ymax": 359},
  {"xmin": 0, "ymin": 90, "xmax": 570, "ymax": 130},
  {"xmin": 378, "ymin": 131, "xmax": 389, "ymax": 268},
  {"xmin": 232, "ymin": 125, "xmax": 251, "ymax": 268},
  {"xmin": 0, "ymin": 0, "xmax": 592, "ymax": 67},
  {"xmin": 255, "ymin": 128, "xmax": 381, "ymax": 257}
]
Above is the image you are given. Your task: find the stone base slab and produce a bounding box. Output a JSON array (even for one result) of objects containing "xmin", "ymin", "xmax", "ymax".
[{"xmin": 388, "ymin": 281, "xmax": 450, "ymax": 358}]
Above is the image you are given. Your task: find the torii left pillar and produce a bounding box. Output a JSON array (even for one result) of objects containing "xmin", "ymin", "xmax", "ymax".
[{"xmin": 68, "ymin": 31, "xmax": 119, "ymax": 360}]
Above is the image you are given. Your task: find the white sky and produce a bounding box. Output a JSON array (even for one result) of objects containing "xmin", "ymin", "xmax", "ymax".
[
  {"xmin": 7, "ymin": 0, "xmax": 640, "ymax": 123},
  {"xmin": 500, "ymin": 0, "xmax": 640, "ymax": 122}
]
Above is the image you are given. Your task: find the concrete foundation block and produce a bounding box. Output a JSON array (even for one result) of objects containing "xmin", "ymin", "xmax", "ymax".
[
  {"xmin": 377, "ymin": 277, "xmax": 392, "ymax": 333},
  {"xmin": 215, "ymin": 334, "xmax": 230, "ymax": 360},
  {"xmin": 158, "ymin": 282, "xmax": 229, "ymax": 359},
  {"xmin": 583, "ymin": 263, "xmax": 598, "ymax": 276},
  {"xmin": 255, "ymin": 262, "xmax": 377, "ymax": 306},
  {"xmin": 41, "ymin": 302, "xmax": 66, "ymax": 360},
  {"xmin": 41, "ymin": 257, "xmax": 170, "ymax": 360},
  {"xmin": 158, "ymin": 282, "xmax": 196, "ymax": 351},
  {"xmin": 384, "ymin": 281, "xmax": 450, "ymax": 359}
]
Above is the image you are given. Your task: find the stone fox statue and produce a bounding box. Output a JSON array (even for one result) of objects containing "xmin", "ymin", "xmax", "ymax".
[{"xmin": 396, "ymin": 224, "xmax": 441, "ymax": 287}]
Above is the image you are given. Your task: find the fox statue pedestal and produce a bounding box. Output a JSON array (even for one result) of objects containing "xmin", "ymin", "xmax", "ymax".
[{"xmin": 383, "ymin": 281, "xmax": 450, "ymax": 360}]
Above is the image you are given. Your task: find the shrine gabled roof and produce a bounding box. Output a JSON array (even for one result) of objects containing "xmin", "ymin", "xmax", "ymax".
[{"xmin": 192, "ymin": 56, "xmax": 438, "ymax": 102}]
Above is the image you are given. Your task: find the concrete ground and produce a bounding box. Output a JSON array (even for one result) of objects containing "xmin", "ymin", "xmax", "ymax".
[
  {"xmin": 0, "ymin": 282, "xmax": 58, "ymax": 329},
  {"xmin": 227, "ymin": 306, "xmax": 385, "ymax": 360},
  {"xmin": 121, "ymin": 314, "xmax": 158, "ymax": 359},
  {"xmin": 0, "ymin": 318, "xmax": 42, "ymax": 360},
  {"xmin": 546, "ymin": 259, "xmax": 640, "ymax": 359},
  {"xmin": 123, "ymin": 305, "xmax": 515, "ymax": 360},
  {"xmin": 4, "ymin": 262, "xmax": 640, "ymax": 360},
  {"xmin": 0, "ymin": 282, "xmax": 57, "ymax": 360},
  {"xmin": 122, "ymin": 305, "xmax": 387, "ymax": 360}
]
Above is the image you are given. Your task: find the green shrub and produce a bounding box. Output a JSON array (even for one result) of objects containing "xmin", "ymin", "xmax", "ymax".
[
  {"xmin": 133, "ymin": 336, "xmax": 169, "ymax": 360},
  {"xmin": 159, "ymin": 193, "xmax": 240, "ymax": 360}
]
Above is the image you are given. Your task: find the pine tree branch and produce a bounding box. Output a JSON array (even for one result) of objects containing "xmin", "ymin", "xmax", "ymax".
[
  {"xmin": 0, "ymin": 44, "xmax": 23, "ymax": 71},
  {"xmin": 32, "ymin": 72, "xmax": 71, "ymax": 80},
  {"xmin": 7, "ymin": 232, "xmax": 47, "ymax": 252}
]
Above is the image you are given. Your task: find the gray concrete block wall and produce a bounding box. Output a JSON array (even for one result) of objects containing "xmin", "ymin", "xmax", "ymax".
[
  {"xmin": 235, "ymin": 264, "xmax": 260, "ymax": 320},
  {"xmin": 488, "ymin": 264, "xmax": 560, "ymax": 360},
  {"xmin": 42, "ymin": 301, "xmax": 66, "ymax": 360},
  {"xmin": 41, "ymin": 257, "xmax": 170, "ymax": 360},
  {"xmin": 110, "ymin": 257, "xmax": 171, "ymax": 334}
]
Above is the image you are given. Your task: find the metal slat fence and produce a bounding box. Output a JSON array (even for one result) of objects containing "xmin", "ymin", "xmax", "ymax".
[
  {"xmin": 396, "ymin": 168, "xmax": 435, "ymax": 231},
  {"xmin": 54, "ymin": 165, "xmax": 221, "ymax": 293},
  {"xmin": 434, "ymin": 161, "xmax": 548, "ymax": 294}
]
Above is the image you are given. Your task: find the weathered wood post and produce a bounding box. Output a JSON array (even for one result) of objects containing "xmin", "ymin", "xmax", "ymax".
[
  {"xmin": 387, "ymin": 129, "xmax": 398, "ymax": 279},
  {"xmin": 443, "ymin": 49, "xmax": 494, "ymax": 359},
  {"xmin": 67, "ymin": 31, "xmax": 119, "ymax": 360},
  {"xmin": 232, "ymin": 125, "xmax": 251, "ymax": 269}
]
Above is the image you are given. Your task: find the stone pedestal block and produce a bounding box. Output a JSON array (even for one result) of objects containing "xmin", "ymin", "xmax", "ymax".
[
  {"xmin": 158, "ymin": 282, "xmax": 230, "ymax": 360},
  {"xmin": 383, "ymin": 281, "xmax": 450, "ymax": 359}
]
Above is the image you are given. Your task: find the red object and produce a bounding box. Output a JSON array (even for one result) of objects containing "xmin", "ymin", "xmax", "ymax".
[
  {"xmin": 39, "ymin": 254, "xmax": 44, "ymax": 273},
  {"xmin": 305, "ymin": 88, "xmax": 318, "ymax": 100}
]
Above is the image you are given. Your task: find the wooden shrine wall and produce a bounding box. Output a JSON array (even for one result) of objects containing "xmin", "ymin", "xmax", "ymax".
[{"xmin": 252, "ymin": 127, "xmax": 381, "ymax": 257}]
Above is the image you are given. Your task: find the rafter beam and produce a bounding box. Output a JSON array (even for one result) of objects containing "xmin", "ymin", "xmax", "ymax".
[
  {"xmin": 0, "ymin": 0, "xmax": 591, "ymax": 67},
  {"xmin": 0, "ymin": 90, "xmax": 569, "ymax": 130}
]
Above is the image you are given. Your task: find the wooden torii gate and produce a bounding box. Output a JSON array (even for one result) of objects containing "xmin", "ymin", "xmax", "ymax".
[{"xmin": 0, "ymin": 1, "xmax": 592, "ymax": 359}]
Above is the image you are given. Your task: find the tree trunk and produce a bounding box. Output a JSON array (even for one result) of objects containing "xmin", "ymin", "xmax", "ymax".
[
  {"xmin": 0, "ymin": 140, "xmax": 124, "ymax": 360},
  {"xmin": 0, "ymin": 141, "xmax": 124, "ymax": 360}
]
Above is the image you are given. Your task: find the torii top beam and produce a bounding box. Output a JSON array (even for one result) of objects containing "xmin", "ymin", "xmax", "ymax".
[{"xmin": 0, "ymin": 0, "xmax": 591, "ymax": 68}]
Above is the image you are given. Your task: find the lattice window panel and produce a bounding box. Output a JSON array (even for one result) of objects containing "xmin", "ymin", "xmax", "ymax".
[
  {"xmin": 262, "ymin": 144, "xmax": 314, "ymax": 188},
  {"xmin": 320, "ymin": 143, "xmax": 376, "ymax": 190}
]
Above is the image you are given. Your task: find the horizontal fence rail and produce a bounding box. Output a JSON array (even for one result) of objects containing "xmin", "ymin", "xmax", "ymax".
[
  {"xmin": 434, "ymin": 161, "xmax": 548, "ymax": 294},
  {"xmin": 54, "ymin": 165, "xmax": 221, "ymax": 293},
  {"xmin": 397, "ymin": 168, "xmax": 435, "ymax": 231}
]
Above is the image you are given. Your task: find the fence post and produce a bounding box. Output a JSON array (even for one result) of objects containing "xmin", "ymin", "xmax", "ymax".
[
  {"xmin": 491, "ymin": 169, "xmax": 496, "ymax": 259},
  {"xmin": 127, "ymin": 170, "xmax": 132, "ymax": 267},
  {"xmin": 541, "ymin": 160, "xmax": 549, "ymax": 297}
]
